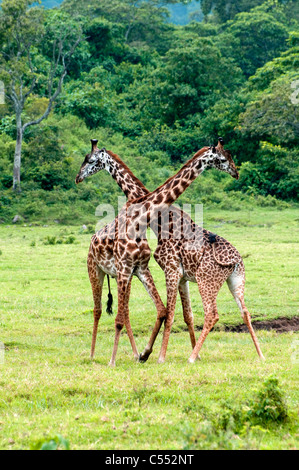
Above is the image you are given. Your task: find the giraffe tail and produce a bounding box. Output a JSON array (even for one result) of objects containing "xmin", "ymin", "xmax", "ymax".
[{"xmin": 106, "ymin": 275, "xmax": 114, "ymax": 315}]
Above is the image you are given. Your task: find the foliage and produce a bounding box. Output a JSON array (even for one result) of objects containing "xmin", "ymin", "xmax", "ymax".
[
  {"xmin": 224, "ymin": 5, "xmax": 289, "ymax": 77},
  {"xmin": 201, "ymin": 0, "xmax": 298, "ymax": 23},
  {"xmin": 248, "ymin": 377, "xmax": 289, "ymax": 425},
  {"xmin": 126, "ymin": 35, "xmax": 244, "ymax": 129},
  {"xmin": 183, "ymin": 376, "xmax": 289, "ymax": 449},
  {"xmin": 30, "ymin": 434, "xmax": 70, "ymax": 450},
  {"xmin": 43, "ymin": 234, "xmax": 76, "ymax": 245},
  {"xmin": 201, "ymin": 0, "xmax": 266, "ymax": 21},
  {"xmin": 241, "ymin": 73, "xmax": 299, "ymax": 146},
  {"xmin": 0, "ymin": 0, "xmax": 298, "ymax": 216},
  {"xmin": 228, "ymin": 142, "xmax": 299, "ymax": 201}
]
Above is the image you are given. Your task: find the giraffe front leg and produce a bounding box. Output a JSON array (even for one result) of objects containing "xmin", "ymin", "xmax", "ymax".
[
  {"xmin": 109, "ymin": 275, "xmax": 137, "ymax": 366},
  {"xmin": 137, "ymin": 268, "xmax": 167, "ymax": 363},
  {"xmin": 88, "ymin": 259, "xmax": 105, "ymax": 360},
  {"xmin": 123, "ymin": 278, "xmax": 139, "ymax": 361}
]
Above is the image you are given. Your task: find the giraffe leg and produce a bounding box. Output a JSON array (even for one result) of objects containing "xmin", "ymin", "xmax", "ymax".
[
  {"xmin": 137, "ymin": 268, "xmax": 167, "ymax": 362},
  {"xmin": 188, "ymin": 273, "xmax": 220, "ymax": 363},
  {"xmin": 123, "ymin": 278, "xmax": 139, "ymax": 361},
  {"xmin": 109, "ymin": 275, "xmax": 137, "ymax": 367},
  {"xmin": 227, "ymin": 266, "xmax": 265, "ymax": 361},
  {"xmin": 157, "ymin": 271, "xmax": 181, "ymax": 364},
  {"xmin": 88, "ymin": 258, "xmax": 105, "ymax": 360},
  {"xmin": 188, "ymin": 300, "xmax": 219, "ymax": 363},
  {"xmin": 178, "ymin": 279, "xmax": 199, "ymax": 358}
]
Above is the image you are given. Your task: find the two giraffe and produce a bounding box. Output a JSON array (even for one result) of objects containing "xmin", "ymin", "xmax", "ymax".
[{"xmin": 76, "ymin": 139, "xmax": 264, "ymax": 365}]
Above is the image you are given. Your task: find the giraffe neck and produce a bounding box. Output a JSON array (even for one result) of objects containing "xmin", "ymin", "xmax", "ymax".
[
  {"xmin": 143, "ymin": 147, "xmax": 213, "ymax": 208},
  {"xmin": 103, "ymin": 150, "xmax": 149, "ymax": 201}
]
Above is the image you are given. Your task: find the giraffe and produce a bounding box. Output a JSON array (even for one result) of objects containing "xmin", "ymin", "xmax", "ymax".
[
  {"xmin": 76, "ymin": 139, "xmax": 264, "ymax": 365},
  {"xmin": 76, "ymin": 139, "xmax": 167, "ymax": 363},
  {"xmin": 76, "ymin": 140, "xmax": 200, "ymax": 362},
  {"xmin": 126, "ymin": 139, "xmax": 264, "ymax": 364}
]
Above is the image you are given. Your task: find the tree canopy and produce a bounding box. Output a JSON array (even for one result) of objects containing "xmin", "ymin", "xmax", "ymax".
[{"xmin": 0, "ymin": 0, "xmax": 298, "ymax": 221}]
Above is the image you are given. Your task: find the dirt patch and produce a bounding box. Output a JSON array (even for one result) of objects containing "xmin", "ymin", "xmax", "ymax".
[{"xmin": 224, "ymin": 316, "xmax": 299, "ymax": 334}]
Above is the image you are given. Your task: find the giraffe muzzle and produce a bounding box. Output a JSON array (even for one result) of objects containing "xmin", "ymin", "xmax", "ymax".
[
  {"xmin": 75, "ymin": 174, "xmax": 83, "ymax": 184},
  {"xmin": 233, "ymin": 169, "xmax": 239, "ymax": 180}
]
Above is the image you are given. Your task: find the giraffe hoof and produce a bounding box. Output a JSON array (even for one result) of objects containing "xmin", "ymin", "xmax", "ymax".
[
  {"xmin": 139, "ymin": 349, "xmax": 152, "ymax": 363},
  {"xmin": 139, "ymin": 354, "xmax": 149, "ymax": 363},
  {"xmin": 108, "ymin": 361, "xmax": 116, "ymax": 367},
  {"xmin": 157, "ymin": 357, "xmax": 165, "ymax": 364},
  {"xmin": 188, "ymin": 357, "xmax": 196, "ymax": 364}
]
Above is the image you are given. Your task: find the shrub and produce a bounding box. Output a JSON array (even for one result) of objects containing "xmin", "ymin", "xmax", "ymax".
[
  {"xmin": 30, "ymin": 434, "xmax": 70, "ymax": 450},
  {"xmin": 228, "ymin": 143, "xmax": 299, "ymax": 201},
  {"xmin": 43, "ymin": 236, "xmax": 57, "ymax": 245},
  {"xmin": 247, "ymin": 377, "xmax": 288, "ymax": 425},
  {"xmin": 64, "ymin": 235, "xmax": 76, "ymax": 244}
]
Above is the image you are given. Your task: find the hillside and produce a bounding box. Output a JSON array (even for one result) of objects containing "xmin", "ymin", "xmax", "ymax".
[{"xmin": 0, "ymin": 0, "xmax": 298, "ymax": 224}]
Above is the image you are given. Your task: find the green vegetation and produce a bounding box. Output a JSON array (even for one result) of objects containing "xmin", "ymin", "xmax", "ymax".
[
  {"xmin": 0, "ymin": 208, "xmax": 298, "ymax": 449},
  {"xmin": 0, "ymin": 0, "xmax": 298, "ymax": 223}
]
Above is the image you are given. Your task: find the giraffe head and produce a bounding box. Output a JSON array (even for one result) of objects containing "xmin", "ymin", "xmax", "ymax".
[
  {"xmin": 75, "ymin": 139, "xmax": 107, "ymax": 184},
  {"xmin": 205, "ymin": 138, "xmax": 239, "ymax": 179}
]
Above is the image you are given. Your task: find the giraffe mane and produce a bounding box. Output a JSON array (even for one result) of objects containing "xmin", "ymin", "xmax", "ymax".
[
  {"xmin": 105, "ymin": 150, "xmax": 148, "ymax": 193},
  {"xmin": 132, "ymin": 146, "xmax": 210, "ymax": 203}
]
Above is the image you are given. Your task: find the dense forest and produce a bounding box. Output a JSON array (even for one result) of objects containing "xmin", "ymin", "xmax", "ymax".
[{"xmin": 0, "ymin": 0, "xmax": 298, "ymax": 224}]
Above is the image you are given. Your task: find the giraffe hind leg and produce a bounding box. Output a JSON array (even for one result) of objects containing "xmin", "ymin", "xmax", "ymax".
[
  {"xmin": 188, "ymin": 296, "xmax": 219, "ymax": 363},
  {"xmin": 178, "ymin": 280, "xmax": 200, "ymax": 359},
  {"xmin": 157, "ymin": 271, "xmax": 181, "ymax": 364},
  {"xmin": 227, "ymin": 265, "xmax": 265, "ymax": 361}
]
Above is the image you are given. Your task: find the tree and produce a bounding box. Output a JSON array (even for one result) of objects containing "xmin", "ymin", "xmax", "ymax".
[
  {"xmin": 129, "ymin": 34, "xmax": 243, "ymax": 129},
  {"xmin": 240, "ymin": 73, "xmax": 299, "ymax": 147},
  {"xmin": 0, "ymin": 0, "xmax": 82, "ymax": 191},
  {"xmin": 224, "ymin": 6, "xmax": 289, "ymax": 77},
  {"xmin": 201, "ymin": 0, "xmax": 293, "ymax": 22},
  {"xmin": 62, "ymin": 0, "xmax": 188, "ymax": 46}
]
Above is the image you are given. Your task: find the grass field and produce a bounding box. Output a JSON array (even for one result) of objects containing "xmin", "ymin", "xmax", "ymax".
[{"xmin": 0, "ymin": 206, "xmax": 298, "ymax": 450}]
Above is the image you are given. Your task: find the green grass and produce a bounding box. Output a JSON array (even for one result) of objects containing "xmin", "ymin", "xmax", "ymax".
[{"xmin": 0, "ymin": 206, "xmax": 298, "ymax": 449}]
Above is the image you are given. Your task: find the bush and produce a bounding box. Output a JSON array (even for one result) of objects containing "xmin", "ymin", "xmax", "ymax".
[
  {"xmin": 248, "ymin": 377, "xmax": 288, "ymax": 425},
  {"xmin": 183, "ymin": 376, "xmax": 289, "ymax": 450},
  {"xmin": 43, "ymin": 236, "xmax": 57, "ymax": 245},
  {"xmin": 43, "ymin": 234, "xmax": 76, "ymax": 245},
  {"xmin": 228, "ymin": 143, "xmax": 299, "ymax": 201},
  {"xmin": 64, "ymin": 235, "xmax": 76, "ymax": 244},
  {"xmin": 30, "ymin": 434, "xmax": 70, "ymax": 450}
]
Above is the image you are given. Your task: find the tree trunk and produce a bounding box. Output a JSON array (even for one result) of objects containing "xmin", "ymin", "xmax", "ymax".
[{"xmin": 13, "ymin": 113, "xmax": 23, "ymax": 192}]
